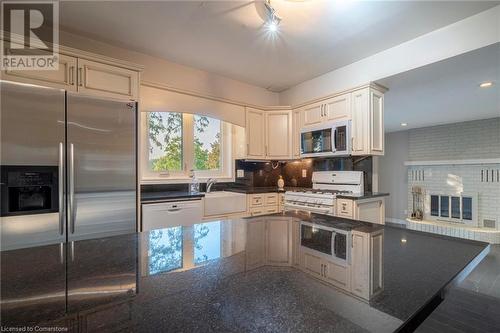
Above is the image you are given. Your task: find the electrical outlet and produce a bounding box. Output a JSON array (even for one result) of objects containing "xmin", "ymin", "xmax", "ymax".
[
  {"xmin": 237, "ymin": 169, "xmax": 244, "ymax": 178},
  {"xmin": 302, "ymin": 169, "xmax": 307, "ymax": 178}
]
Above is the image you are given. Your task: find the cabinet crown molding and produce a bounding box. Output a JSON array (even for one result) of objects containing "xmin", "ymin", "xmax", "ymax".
[{"xmin": 1, "ymin": 31, "xmax": 144, "ymax": 72}]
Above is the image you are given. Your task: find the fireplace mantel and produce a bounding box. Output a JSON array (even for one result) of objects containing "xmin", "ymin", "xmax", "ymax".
[{"xmin": 404, "ymin": 158, "xmax": 500, "ymax": 166}]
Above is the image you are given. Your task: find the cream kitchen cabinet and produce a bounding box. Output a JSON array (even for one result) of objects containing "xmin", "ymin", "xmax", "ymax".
[
  {"xmin": 1, "ymin": 47, "xmax": 140, "ymax": 100},
  {"xmin": 336, "ymin": 197, "xmax": 386, "ymax": 225},
  {"xmin": 266, "ymin": 110, "xmax": 292, "ymax": 159},
  {"xmin": 299, "ymin": 250, "xmax": 350, "ymax": 291},
  {"xmin": 351, "ymin": 87, "xmax": 384, "ymax": 156},
  {"xmin": 246, "ymin": 108, "xmax": 266, "ymax": 158},
  {"xmin": 324, "ymin": 93, "xmax": 352, "ymax": 121},
  {"xmin": 77, "ymin": 59, "xmax": 139, "ymax": 100},
  {"xmin": 302, "ymin": 102, "xmax": 325, "ymax": 126},
  {"xmin": 292, "ymin": 109, "xmax": 302, "ymax": 158},
  {"xmin": 245, "ymin": 108, "xmax": 292, "ymax": 160},
  {"xmin": 245, "ymin": 219, "xmax": 267, "ymax": 270},
  {"xmin": 265, "ymin": 217, "xmax": 292, "ymax": 266},
  {"xmin": 1, "ymin": 53, "xmax": 78, "ymax": 91},
  {"xmin": 324, "ymin": 260, "xmax": 351, "ymax": 291},
  {"xmin": 278, "ymin": 193, "xmax": 285, "ymax": 213},
  {"xmin": 245, "ymin": 218, "xmax": 292, "ymax": 270},
  {"xmin": 299, "ymin": 84, "xmax": 385, "ymax": 157},
  {"xmin": 336, "ymin": 198, "xmax": 354, "ymax": 219},
  {"xmin": 302, "ymin": 94, "xmax": 352, "ymax": 126},
  {"xmin": 351, "ymin": 229, "xmax": 384, "ymax": 301},
  {"xmin": 248, "ymin": 193, "xmax": 279, "ymax": 216}
]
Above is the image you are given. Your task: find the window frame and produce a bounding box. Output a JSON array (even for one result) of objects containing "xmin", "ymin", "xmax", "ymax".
[
  {"xmin": 141, "ymin": 112, "xmax": 234, "ymax": 183},
  {"xmin": 191, "ymin": 115, "xmax": 224, "ymax": 176}
]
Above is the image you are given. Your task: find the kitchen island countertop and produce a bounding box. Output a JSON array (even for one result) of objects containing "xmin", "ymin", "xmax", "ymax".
[{"xmin": 1, "ymin": 211, "xmax": 489, "ymax": 332}]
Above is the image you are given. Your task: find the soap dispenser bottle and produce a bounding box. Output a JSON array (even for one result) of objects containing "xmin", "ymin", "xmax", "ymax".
[
  {"xmin": 277, "ymin": 175, "xmax": 284, "ymax": 190},
  {"xmin": 189, "ymin": 170, "xmax": 199, "ymax": 193}
]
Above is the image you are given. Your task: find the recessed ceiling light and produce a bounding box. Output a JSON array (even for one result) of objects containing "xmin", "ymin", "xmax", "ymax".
[
  {"xmin": 479, "ymin": 81, "xmax": 493, "ymax": 88},
  {"xmin": 401, "ymin": 123, "xmax": 408, "ymax": 127}
]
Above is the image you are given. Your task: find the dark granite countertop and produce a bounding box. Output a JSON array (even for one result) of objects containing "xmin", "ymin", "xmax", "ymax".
[
  {"xmin": 1, "ymin": 212, "xmax": 488, "ymax": 332},
  {"xmin": 141, "ymin": 190, "xmax": 205, "ymax": 203},
  {"xmin": 140, "ymin": 186, "xmax": 311, "ymax": 202},
  {"xmin": 224, "ymin": 186, "xmax": 308, "ymax": 194},
  {"xmin": 336, "ymin": 192, "xmax": 390, "ymax": 200}
]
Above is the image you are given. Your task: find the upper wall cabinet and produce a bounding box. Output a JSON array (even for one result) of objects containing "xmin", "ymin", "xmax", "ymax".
[
  {"xmin": 302, "ymin": 94, "xmax": 352, "ymax": 126},
  {"xmin": 302, "ymin": 102, "xmax": 325, "ymax": 126},
  {"xmin": 266, "ymin": 110, "xmax": 292, "ymax": 159},
  {"xmin": 0, "ymin": 40, "xmax": 141, "ymax": 100},
  {"xmin": 77, "ymin": 59, "xmax": 139, "ymax": 100},
  {"xmin": 1, "ymin": 54, "xmax": 78, "ymax": 91},
  {"xmin": 351, "ymin": 87, "xmax": 384, "ymax": 156},
  {"xmin": 246, "ymin": 108, "xmax": 292, "ymax": 160},
  {"xmin": 299, "ymin": 85, "xmax": 385, "ymax": 156},
  {"xmin": 324, "ymin": 94, "xmax": 351, "ymax": 122},
  {"xmin": 246, "ymin": 108, "xmax": 266, "ymax": 158}
]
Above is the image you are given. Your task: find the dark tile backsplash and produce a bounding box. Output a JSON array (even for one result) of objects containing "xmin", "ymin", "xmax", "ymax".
[
  {"xmin": 141, "ymin": 156, "xmax": 373, "ymax": 194},
  {"xmin": 235, "ymin": 156, "xmax": 373, "ymax": 192}
]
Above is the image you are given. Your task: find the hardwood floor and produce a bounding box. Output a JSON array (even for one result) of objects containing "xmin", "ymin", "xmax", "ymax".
[{"xmin": 417, "ymin": 245, "xmax": 500, "ymax": 333}]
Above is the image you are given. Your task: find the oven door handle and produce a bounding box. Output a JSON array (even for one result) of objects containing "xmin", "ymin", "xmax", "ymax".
[
  {"xmin": 285, "ymin": 203, "xmax": 331, "ymax": 214},
  {"xmin": 58, "ymin": 142, "xmax": 65, "ymax": 235}
]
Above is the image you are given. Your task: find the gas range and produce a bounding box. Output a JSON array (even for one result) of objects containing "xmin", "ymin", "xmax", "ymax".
[{"xmin": 284, "ymin": 171, "xmax": 364, "ymax": 216}]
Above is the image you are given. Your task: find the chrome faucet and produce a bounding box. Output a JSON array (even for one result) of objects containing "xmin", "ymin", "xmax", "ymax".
[{"xmin": 206, "ymin": 178, "xmax": 217, "ymax": 193}]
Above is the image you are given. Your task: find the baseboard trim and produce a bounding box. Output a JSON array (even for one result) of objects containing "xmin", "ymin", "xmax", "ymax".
[{"xmin": 386, "ymin": 217, "xmax": 407, "ymax": 225}]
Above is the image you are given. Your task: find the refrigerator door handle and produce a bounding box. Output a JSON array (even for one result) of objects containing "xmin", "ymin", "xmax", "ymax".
[
  {"xmin": 69, "ymin": 143, "xmax": 75, "ymax": 234},
  {"xmin": 58, "ymin": 142, "xmax": 65, "ymax": 235}
]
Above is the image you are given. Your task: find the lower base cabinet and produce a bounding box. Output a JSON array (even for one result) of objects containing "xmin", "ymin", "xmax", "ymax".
[
  {"xmin": 245, "ymin": 219, "xmax": 267, "ymax": 270},
  {"xmin": 336, "ymin": 197, "xmax": 386, "ymax": 225},
  {"xmin": 299, "ymin": 229, "xmax": 384, "ymax": 301},
  {"xmin": 351, "ymin": 229, "xmax": 384, "ymax": 300},
  {"xmin": 300, "ymin": 251, "xmax": 351, "ymax": 291},
  {"xmin": 324, "ymin": 260, "xmax": 350, "ymax": 291},
  {"xmin": 245, "ymin": 217, "xmax": 292, "ymax": 270}
]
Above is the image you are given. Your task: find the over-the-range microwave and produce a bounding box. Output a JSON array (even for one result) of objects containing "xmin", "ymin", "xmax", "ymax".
[{"xmin": 300, "ymin": 120, "xmax": 351, "ymax": 158}]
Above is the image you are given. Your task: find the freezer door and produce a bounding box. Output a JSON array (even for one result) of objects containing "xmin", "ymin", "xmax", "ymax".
[
  {"xmin": 0, "ymin": 80, "xmax": 66, "ymax": 250},
  {"xmin": 0, "ymin": 80, "xmax": 66, "ymax": 322},
  {"xmin": 66, "ymin": 93, "xmax": 136, "ymax": 241}
]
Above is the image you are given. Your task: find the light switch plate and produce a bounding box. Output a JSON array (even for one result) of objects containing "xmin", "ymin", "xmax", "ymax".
[
  {"xmin": 237, "ymin": 169, "xmax": 244, "ymax": 178},
  {"xmin": 302, "ymin": 169, "xmax": 307, "ymax": 178}
]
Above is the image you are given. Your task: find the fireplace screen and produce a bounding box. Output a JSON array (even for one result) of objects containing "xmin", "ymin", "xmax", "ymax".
[{"xmin": 429, "ymin": 194, "xmax": 474, "ymax": 223}]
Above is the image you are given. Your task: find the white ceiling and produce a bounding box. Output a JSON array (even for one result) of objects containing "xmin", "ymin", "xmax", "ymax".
[
  {"xmin": 59, "ymin": 1, "xmax": 498, "ymax": 92},
  {"xmin": 378, "ymin": 43, "xmax": 500, "ymax": 132}
]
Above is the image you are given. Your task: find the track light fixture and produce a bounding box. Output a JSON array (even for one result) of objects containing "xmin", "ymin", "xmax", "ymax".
[{"xmin": 264, "ymin": 0, "xmax": 281, "ymax": 33}]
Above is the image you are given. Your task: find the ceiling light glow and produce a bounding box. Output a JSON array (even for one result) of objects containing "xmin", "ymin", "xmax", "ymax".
[
  {"xmin": 401, "ymin": 123, "xmax": 408, "ymax": 127},
  {"xmin": 479, "ymin": 82, "xmax": 493, "ymax": 88},
  {"xmin": 267, "ymin": 20, "xmax": 279, "ymax": 33},
  {"xmin": 264, "ymin": 0, "xmax": 281, "ymax": 34}
]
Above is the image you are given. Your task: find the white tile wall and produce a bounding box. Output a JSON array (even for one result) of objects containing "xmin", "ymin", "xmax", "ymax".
[
  {"xmin": 409, "ymin": 118, "xmax": 500, "ymax": 161},
  {"xmin": 406, "ymin": 117, "xmax": 500, "ymax": 232}
]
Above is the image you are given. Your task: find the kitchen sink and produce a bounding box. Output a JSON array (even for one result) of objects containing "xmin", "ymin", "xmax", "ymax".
[{"xmin": 204, "ymin": 191, "xmax": 247, "ymax": 216}]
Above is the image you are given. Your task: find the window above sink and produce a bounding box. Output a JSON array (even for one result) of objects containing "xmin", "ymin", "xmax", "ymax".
[{"xmin": 141, "ymin": 111, "xmax": 235, "ymax": 183}]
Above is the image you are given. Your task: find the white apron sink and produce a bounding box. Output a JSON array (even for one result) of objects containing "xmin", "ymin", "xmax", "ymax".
[{"xmin": 204, "ymin": 191, "xmax": 247, "ymax": 216}]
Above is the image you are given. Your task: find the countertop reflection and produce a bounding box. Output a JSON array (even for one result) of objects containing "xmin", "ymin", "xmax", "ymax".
[{"xmin": 1, "ymin": 212, "xmax": 489, "ymax": 332}]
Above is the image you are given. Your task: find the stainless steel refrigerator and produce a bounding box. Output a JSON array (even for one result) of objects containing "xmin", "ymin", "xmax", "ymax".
[{"xmin": 0, "ymin": 80, "xmax": 137, "ymax": 322}]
